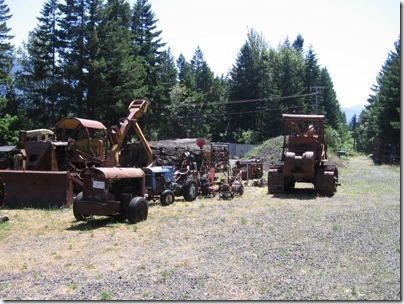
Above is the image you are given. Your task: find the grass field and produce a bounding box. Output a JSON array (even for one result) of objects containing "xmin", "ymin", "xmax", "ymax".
[{"xmin": 0, "ymin": 155, "xmax": 400, "ymax": 300}]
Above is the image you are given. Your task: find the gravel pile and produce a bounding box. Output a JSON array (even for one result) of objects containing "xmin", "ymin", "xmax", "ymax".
[{"xmin": 0, "ymin": 156, "xmax": 400, "ymax": 300}]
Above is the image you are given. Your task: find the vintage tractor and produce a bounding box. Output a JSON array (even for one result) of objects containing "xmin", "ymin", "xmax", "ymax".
[
  {"xmin": 73, "ymin": 167, "xmax": 148, "ymax": 224},
  {"xmin": 0, "ymin": 99, "xmax": 152, "ymax": 209},
  {"xmin": 142, "ymin": 165, "xmax": 198, "ymax": 205},
  {"xmin": 267, "ymin": 114, "xmax": 339, "ymax": 197}
]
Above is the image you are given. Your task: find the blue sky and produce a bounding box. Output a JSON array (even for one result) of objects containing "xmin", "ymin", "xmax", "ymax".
[{"xmin": 6, "ymin": 0, "xmax": 401, "ymax": 108}]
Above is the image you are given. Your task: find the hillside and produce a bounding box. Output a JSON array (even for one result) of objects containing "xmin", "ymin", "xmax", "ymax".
[{"xmin": 342, "ymin": 105, "xmax": 365, "ymax": 123}]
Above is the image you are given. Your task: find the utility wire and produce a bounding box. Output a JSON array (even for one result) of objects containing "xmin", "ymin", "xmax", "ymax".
[
  {"xmin": 153, "ymin": 92, "xmax": 318, "ymax": 111},
  {"xmin": 170, "ymin": 105, "xmax": 306, "ymax": 120}
]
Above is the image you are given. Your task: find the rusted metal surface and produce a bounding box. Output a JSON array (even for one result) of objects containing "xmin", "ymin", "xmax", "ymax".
[
  {"xmin": 268, "ymin": 114, "xmax": 339, "ymax": 196},
  {"xmin": 55, "ymin": 117, "xmax": 107, "ymax": 130},
  {"xmin": 233, "ymin": 158, "xmax": 264, "ymax": 180},
  {"xmin": 74, "ymin": 167, "xmax": 145, "ymax": 217},
  {"xmin": 0, "ymin": 170, "xmax": 74, "ymax": 208},
  {"xmin": 0, "ymin": 100, "xmax": 152, "ymax": 210},
  {"xmin": 83, "ymin": 167, "xmax": 145, "ymax": 180},
  {"xmin": 24, "ymin": 141, "xmax": 59, "ymax": 171}
]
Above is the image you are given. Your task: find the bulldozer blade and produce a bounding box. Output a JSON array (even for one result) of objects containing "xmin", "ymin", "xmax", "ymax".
[{"xmin": 0, "ymin": 170, "xmax": 74, "ymax": 209}]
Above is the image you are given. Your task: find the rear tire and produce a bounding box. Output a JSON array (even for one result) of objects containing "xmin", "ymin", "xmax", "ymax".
[
  {"xmin": 73, "ymin": 192, "xmax": 91, "ymax": 221},
  {"xmin": 160, "ymin": 190, "xmax": 175, "ymax": 206},
  {"xmin": 127, "ymin": 197, "xmax": 148, "ymax": 224},
  {"xmin": 183, "ymin": 180, "xmax": 197, "ymax": 201}
]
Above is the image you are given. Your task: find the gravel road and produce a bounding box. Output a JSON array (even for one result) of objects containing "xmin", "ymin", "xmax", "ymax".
[{"xmin": 0, "ymin": 156, "xmax": 400, "ymax": 300}]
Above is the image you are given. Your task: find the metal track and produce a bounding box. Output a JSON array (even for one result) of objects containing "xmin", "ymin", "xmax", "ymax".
[
  {"xmin": 267, "ymin": 164, "xmax": 285, "ymax": 194},
  {"xmin": 315, "ymin": 164, "xmax": 338, "ymax": 197}
]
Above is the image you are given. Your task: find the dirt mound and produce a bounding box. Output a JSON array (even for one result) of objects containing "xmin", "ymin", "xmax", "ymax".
[{"xmin": 244, "ymin": 136, "xmax": 284, "ymax": 170}]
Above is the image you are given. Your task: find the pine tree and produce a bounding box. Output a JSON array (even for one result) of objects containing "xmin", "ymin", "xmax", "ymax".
[
  {"xmin": 374, "ymin": 37, "xmax": 400, "ymax": 145},
  {"xmin": 147, "ymin": 47, "xmax": 177, "ymax": 139},
  {"xmin": 0, "ymin": 0, "xmax": 19, "ymax": 145},
  {"xmin": 131, "ymin": 0, "xmax": 168, "ymax": 137},
  {"xmin": 0, "ymin": 0, "xmax": 13, "ymax": 89},
  {"xmin": 359, "ymin": 37, "xmax": 400, "ymax": 153},
  {"xmin": 227, "ymin": 29, "xmax": 268, "ymax": 142},
  {"xmin": 17, "ymin": 0, "xmax": 61, "ymax": 125},
  {"xmin": 177, "ymin": 53, "xmax": 195, "ymax": 90},
  {"xmin": 96, "ymin": 0, "xmax": 146, "ymax": 126},
  {"xmin": 190, "ymin": 46, "xmax": 216, "ymax": 137},
  {"xmin": 57, "ymin": 0, "xmax": 92, "ymax": 116},
  {"xmin": 304, "ymin": 46, "xmax": 321, "ymax": 114},
  {"xmin": 274, "ymin": 42, "xmax": 305, "ymax": 114},
  {"xmin": 292, "ymin": 34, "xmax": 304, "ymax": 55}
]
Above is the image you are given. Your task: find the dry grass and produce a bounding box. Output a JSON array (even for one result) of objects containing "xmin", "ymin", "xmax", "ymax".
[{"xmin": 0, "ymin": 156, "xmax": 400, "ymax": 300}]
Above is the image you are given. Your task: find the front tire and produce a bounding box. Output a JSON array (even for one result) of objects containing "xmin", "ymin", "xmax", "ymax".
[
  {"xmin": 160, "ymin": 190, "xmax": 175, "ymax": 206},
  {"xmin": 127, "ymin": 197, "xmax": 148, "ymax": 224},
  {"xmin": 73, "ymin": 192, "xmax": 91, "ymax": 221}
]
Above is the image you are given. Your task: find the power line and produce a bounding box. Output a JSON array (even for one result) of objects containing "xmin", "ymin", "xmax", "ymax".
[
  {"xmin": 152, "ymin": 92, "xmax": 318, "ymax": 111},
  {"xmin": 170, "ymin": 105, "xmax": 306, "ymax": 120}
]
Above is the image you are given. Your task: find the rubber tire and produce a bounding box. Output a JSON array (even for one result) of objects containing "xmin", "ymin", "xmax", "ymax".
[
  {"xmin": 238, "ymin": 185, "xmax": 244, "ymax": 196},
  {"xmin": 183, "ymin": 180, "xmax": 198, "ymax": 202},
  {"xmin": 160, "ymin": 190, "xmax": 175, "ymax": 206},
  {"xmin": 127, "ymin": 197, "xmax": 148, "ymax": 224},
  {"xmin": 73, "ymin": 192, "xmax": 91, "ymax": 221}
]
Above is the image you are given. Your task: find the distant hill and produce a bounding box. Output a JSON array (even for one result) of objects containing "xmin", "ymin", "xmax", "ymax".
[{"xmin": 342, "ymin": 105, "xmax": 365, "ymax": 124}]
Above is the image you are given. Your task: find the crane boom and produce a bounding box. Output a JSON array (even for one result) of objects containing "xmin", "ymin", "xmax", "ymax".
[{"xmin": 107, "ymin": 99, "xmax": 153, "ymax": 167}]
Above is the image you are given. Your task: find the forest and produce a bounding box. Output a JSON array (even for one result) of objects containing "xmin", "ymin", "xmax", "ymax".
[{"xmin": 0, "ymin": 0, "xmax": 400, "ymax": 156}]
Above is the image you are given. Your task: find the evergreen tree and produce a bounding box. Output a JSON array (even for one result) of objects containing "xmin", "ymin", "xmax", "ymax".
[
  {"xmin": 96, "ymin": 0, "xmax": 146, "ymax": 126},
  {"xmin": 0, "ymin": 0, "xmax": 13, "ymax": 90},
  {"xmin": 17, "ymin": 0, "xmax": 61, "ymax": 126},
  {"xmin": 227, "ymin": 29, "xmax": 268, "ymax": 142},
  {"xmin": 208, "ymin": 75, "xmax": 230, "ymax": 142},
  {"xmin": 0, "ymin": 0, "xmax": 19, "ymax": 144},
  {"xmin": 131, "ymin": 0, "xmax": 168, "ymax": 136},
  {"xmin": 189, "ymin": 47, "xmax": 216, "ymax": 137},
  {"xmin": 292, "ymin": 34, "xmax": 304, "ymax": 55},
  {"xmin": 57, "ymin": 0, "xmax": 92, "ymax": 116},
  {"xmin": 304, "ymin": 46, "xmax": 321, "ymax": 113},
  {"xmin": 274, "ymin": 42, "xmax": 306, "ymax": 114},
  {"xmin": 148, "ymin": 47, "xmax": 177, "ymax": 139},
  {"xmin": 358, "ymin": 37, "xmax": 400, "ymax": 153},
  {"xmin": 373, "ymin": 37, "xmax": 400, "ymax": 145},
  {"xmin": 177, "ymin": 53, "xmax": 195, "ymax": 90}
]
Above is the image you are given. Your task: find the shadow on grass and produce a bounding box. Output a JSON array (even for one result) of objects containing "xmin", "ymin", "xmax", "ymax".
[
  {"xmin": 67, "ymin": 216, "xmax": 126, "ymax": 231},
  {"xmin": 269, "ymin": 188, "xmax": 318, "ymax": 200}
]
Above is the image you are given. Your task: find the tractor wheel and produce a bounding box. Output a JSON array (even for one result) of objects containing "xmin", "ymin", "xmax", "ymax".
[
  {"xmin": 160, "ymin": 190, "xmax": 175, "ymax": 206},
  {"xmin": 238, "ymin": 185, "xmax": 244, "ymax": 196},
  {"xmin": 127, "ymin": 197, "xmax": 148, "ymax": 224},
  {"xmin": 183, "ymin": 180, "xmax": 197, "ymax": 202},
  {"xmin": 73, "ymin": 192, "xmax": 91, "ymax": 221}
]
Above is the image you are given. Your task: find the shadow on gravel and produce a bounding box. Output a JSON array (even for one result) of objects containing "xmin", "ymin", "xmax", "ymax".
[
  {"xmin": 269, "ymin": 188, "xmax": 317, "ymax": 200},
  {"xmin": 66, "ymin": 217, "xmax": 123, "ymax": 231}
]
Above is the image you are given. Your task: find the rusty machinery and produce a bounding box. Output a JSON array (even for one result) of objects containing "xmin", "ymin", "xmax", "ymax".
[
  {"xmin": 232, "ymin": 159, "xmax": 264, "ymax": 180},
  {"xmin": 267, "ymin": 114, "xmax": 339, "ymax": 196},
  {"xmin": 73, "ymin": 167, "xmax": 148, "ymax": 224},
  {"xmin": 0, "ymin": 99, "xmax": 152, "ymax": 209}
]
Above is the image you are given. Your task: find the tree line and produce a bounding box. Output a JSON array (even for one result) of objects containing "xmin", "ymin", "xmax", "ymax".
[
  {"xmin": 350, "ymin": 37, "xmax": 400, "ymax": 156},
  {"xmin": 0, "ymin": 0, "xmax": 399, "ymax": 157}
]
